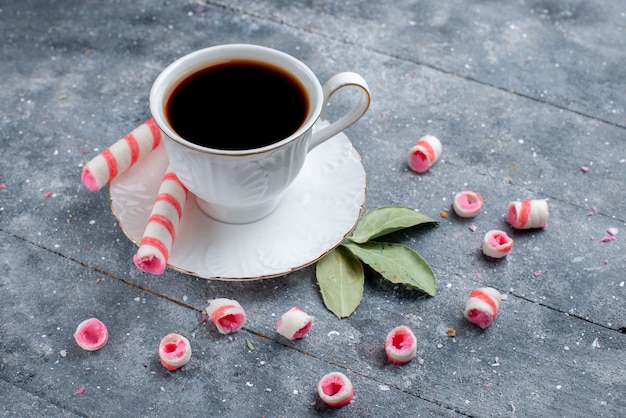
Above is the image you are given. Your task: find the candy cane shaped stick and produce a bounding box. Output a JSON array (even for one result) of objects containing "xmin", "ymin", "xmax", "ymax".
[
  {"xmin": 507, "ymin": 199, "xmax": 549, "ymax": 229},
  {"xmin": 407, "ymin": 135, "xmax": 442, "ymax": 174},
  {"xmin": 81, "ymin": 118, "xmax": 161, "ymax": 191},
  {"xmin": 133, "ymin": 165, "xmax": 188, "ymax": 275}
]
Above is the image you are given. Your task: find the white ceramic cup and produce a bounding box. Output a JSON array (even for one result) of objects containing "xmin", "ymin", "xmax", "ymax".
[{"xmin": 150, "ymin": 44, "xmax": 370, "ymax": 223}]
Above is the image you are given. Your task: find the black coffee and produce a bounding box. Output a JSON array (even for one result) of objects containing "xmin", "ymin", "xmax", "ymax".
[{"xmin": 166, "ymin": 59, "xmax": 309, "ymax": 150}]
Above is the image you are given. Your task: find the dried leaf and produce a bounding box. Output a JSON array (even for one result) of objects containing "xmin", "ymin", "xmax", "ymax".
[
  {"xmin": 316, "ymin": 246, "xmax": 364, "ymax": 318},
  {"xmin": 343, "ymin": 241, "xmax": 436, "ymax": 296},
  {"xmin": 348, "ymin": 206, "xmax": 438, "ymax": 244}
]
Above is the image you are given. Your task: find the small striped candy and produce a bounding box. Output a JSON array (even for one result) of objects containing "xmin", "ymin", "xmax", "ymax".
[
  {"xmin": 507, "ymin": 199, "xmax": 549, "ymax": 229},
  {"xmin": 158, "ymin": 333, "xmax": 191, "ymax": 371},
  {"xmin": 276, "ymin": 307, "xmax": 314, "ymax": 341},
  {"xmin": 453, "ymin": 190, "xmax": 483, "ymax": 218},
  {"xmin": 317, "ymin": 372, "xmax": 354, "ymax": 407},
  {"xmin": 81, "ymin": 119, "xmax": 161, "ymax": 191},
  {"xmin": 407, "ymin": 135, "xmax": 442, "ymax": 173},
  {"xmin": 482, "ymin": 230, "xmax": 514, "ymax": 258},
  {"xmin": 384, "ymin": 325, "xmax": 417, "ymax": 365},
  {"xmin": 206, "ymin": 298, "xmax": 247, "ymax": 334},
  {"xmin": 133, "ymin": 165, "xmax": 188, "ymax": 275},
  {"xmin": 464, "ymin": 287, "xmax": 501, "ymax": 329}
]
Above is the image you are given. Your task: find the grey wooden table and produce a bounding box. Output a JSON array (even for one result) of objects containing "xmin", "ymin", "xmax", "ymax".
[{"xmin": 1, "ymin": 1, "xmax": 624, "ymax": 417}]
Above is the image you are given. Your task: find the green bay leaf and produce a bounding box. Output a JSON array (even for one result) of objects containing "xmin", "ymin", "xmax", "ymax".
[
  {"xmin": 343, "ymin": 241, "xmax": 436, "ymax": 296},
  {"xmin": 348, "ymin": 206, "xmax": 438, "ymax": 244},
  {"xmin": 316, "ymin": 246, "xmax": 365, "ymax": 318}
]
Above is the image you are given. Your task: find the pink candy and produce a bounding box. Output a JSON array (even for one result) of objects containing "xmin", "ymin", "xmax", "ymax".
[
  {"xmin": 507, "ymin": 199, "xmax": 549, "ymax": 229},
  {"xmin": 407, "ymin": 135, "xmax": 442, "ymax": 173},
  {"xmin": 276, "ymin": 307, "xmax": 314, "ymax": 341},
  {"xmin": 73, "ymin": 318, "xmax": 108, "ymax": 351},
  {"xmin": 482, "ymin": 230, "xmax": 514, "ymax": 258},
  {"xmin": 158, "ymin": 333, "xmax": 192, "ymax": 371},
  {"xmin": 464, "ymin": 287, "xmax": 502, "ymax": 329},
  {"xmin": 453, "ymin": 190, "xmax": 483, "ymax": 218},
  {"xmin": 384, "ymin": 325, "xmax": 417, "ymax": 364},
  {"xmin": 317, "ymin": 372, "xmax": 354, "ymax": 407},
  {"xmin": 206, "ymin": 298, "xmax": 247, "ymax": 334}
]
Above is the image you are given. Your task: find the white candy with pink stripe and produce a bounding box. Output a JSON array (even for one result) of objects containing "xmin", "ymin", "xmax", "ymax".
[
  {"xmin": 133, "ymin": 165, "xmax": 188, "ymax": 275},
  {"xmin": 81, "ymin": 119, "xmax": 161, "ymax": 191},
  {"xmin": 507, "ymin": 199, "xmax": 549, "ymax": 229},
  {"xmin": 482, "ymin": 229, "xmax": 514, "ymax": 258},
  {"xmin": 206, "ymin": 298, "xmax": 247, "ymax": 334},
  {"xmin": 453, "ymin": 190, "xmax": 483, "ymax": 218},
  {"xmin": 407, "ymin": 135, "xmax": 442, "ymax": 173},
  {"xmin": 464, "ymin": 287, "xmax": 502, "ymax": 329},
  {"xmin": 158, "ymin": 333, "xmax": 192, "ymax": 371},
  {"xmin": 276, "ymin": 307, "xmax": 314, "ymax": 340}
]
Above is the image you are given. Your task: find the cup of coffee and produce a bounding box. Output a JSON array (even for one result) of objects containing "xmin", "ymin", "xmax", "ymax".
[{"xmin": 149, "ymin": 44, "xmax": 370, "ymax": 223}]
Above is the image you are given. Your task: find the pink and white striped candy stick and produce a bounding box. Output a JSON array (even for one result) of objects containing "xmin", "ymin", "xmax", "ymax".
[
  {"xmin": 81, "ymin": 118, "xmax": 162, "ymax": 191},
  {"xmin": 407, "ymin": 135, "xmax": 442, "ymax": 174},
  {"xmin": 507, "ymin": 199, "xmax": 549, "ymax": 229},
  {"xmin": 133, "ymin": 165, "xmax": 188, "ymax": 275}
]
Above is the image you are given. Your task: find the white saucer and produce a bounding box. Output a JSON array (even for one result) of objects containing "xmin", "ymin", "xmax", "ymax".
[{"xmin": 110, "ymin": 129, "xmax": 366, "ymax": 280}]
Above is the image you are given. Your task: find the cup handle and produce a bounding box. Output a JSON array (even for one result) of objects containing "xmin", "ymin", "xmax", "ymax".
[{"xmin": 308, "ymin": 72, "xmax": 371, "ymax": 150}]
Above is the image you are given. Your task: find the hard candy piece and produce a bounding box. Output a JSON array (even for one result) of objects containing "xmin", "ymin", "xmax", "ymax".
[
  {"xmin": 317, "ymin": 372, "xmax": 354, "ymax": 407},
  {"xmin": 276, "ymin": 307, "xmax": 314, "ymax": 340},
  {"xmin": 407, "ymin": 135, "xmax": 442, "ymax": 173},
  {"xmin": 206, "ymin": 298, "xmax": 247, "ymax": 334},
  {"xmin": 482, "ymin": 230, "xmax": 514, "ymax": 258},
  {"xmin": 384, "ymin": 325, "xmax": 417, "ymax": 364},
  {"xmin": 74, "ymin": 318, "xmax": 108, "ymax": 351},
  {"xmin": 453, "ymin": 190, "xmax": 483, "ymax": 218},
  {"xmin": 464, "ymin": 287, "xmax": 501, "ymax": 329},
  {"xmin": 158, "ymin": 333, "xmax": 191, "ymax": 371},
  {"xmin": 507, "ymin": 199, "xmax": 549, "ymax": 229}
]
